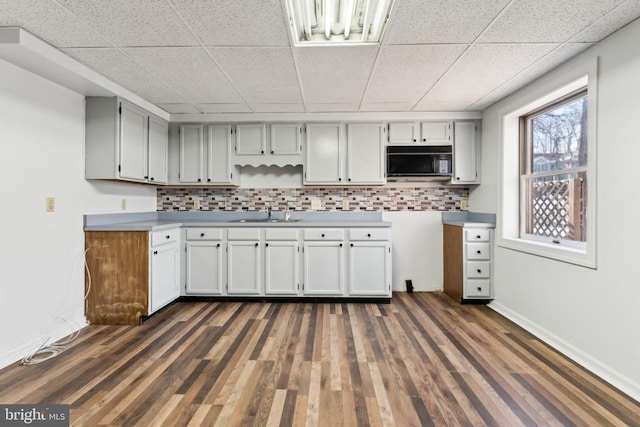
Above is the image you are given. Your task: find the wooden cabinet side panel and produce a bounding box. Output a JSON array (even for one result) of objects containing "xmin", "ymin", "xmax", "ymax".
[
  {"xmin": 85, "ymin": 232, "xmax": 148, "ymax": 325},
  {"xmin": 443, "ymin": 225, "xmax": 463, "ymax": 302}
]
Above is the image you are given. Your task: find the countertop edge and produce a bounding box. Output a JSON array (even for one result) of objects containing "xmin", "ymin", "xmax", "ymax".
[{"xmin": 85, "ymin": 220, "xmax": 392, "ymax": 232}]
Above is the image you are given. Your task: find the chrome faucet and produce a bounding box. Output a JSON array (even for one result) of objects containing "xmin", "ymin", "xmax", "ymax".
[{"xmin": 267, "ymin": 205, "xmax": 272, "ymax": 220}]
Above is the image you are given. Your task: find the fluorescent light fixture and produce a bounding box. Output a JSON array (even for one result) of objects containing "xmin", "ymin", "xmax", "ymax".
[{"xmin": 285, "ymin": 0, "xmax": 395, "ymax": 46}]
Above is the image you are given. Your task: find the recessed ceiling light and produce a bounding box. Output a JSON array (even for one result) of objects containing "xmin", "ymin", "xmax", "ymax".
[{"xmin": 285, "ymin": 0, "xmax": 395, "ymax": 46}]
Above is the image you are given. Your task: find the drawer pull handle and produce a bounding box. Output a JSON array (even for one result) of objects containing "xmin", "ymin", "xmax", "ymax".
[
  {"xmin": 321, "ymin": 233, "xmax": 325, "ymax": 238},
  {"xmin": 477, "ymin": 287, "xmax": 482, "ymax": 291},
  {"xmin": 476, "ymin": 235, "xmax": 481, "ymax": 239},
  {"xmin": 367, "ymin": 233, "xmax": 371, "ymax": 238},
  {"xmin": 477, "ymin": 269, "xmax": 482, "ymax": 273},
  {"xmin": 476, "ymin": 250, "xmax": 481, "ymax": 254},
  {"xmin": 200, "ymin": 233, "xmax": 205, "ymax": 237},
  {"xmin": 166, "ymin": 235, "xmax": 170, "ymax": 239}
]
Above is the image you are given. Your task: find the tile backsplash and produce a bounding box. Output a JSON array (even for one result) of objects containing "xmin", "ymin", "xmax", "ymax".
[{"xmin": 157, "ymin": 186, "xmax": 469, "ymax": 212}]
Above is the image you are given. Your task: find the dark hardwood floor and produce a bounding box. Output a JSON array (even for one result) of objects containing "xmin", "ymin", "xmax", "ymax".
[{"xmin": 0, "ymin": 293, "xmax": 638, "ymax": 426}]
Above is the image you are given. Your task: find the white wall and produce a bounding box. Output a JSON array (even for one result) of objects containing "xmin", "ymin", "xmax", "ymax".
[
  {"xmin": 473, "ymin": 18, "xmax": 640, "ymax": 400},
  {"xmin": 383, "ymin": 211, "xmax": 444, "ymax": 292},
  {"xmin": 0, "ymin": 59, "xmax": 157, "ymax": 368}
]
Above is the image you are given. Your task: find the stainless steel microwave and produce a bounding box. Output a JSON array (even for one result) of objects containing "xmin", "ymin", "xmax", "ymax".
[{"xmin": 386, "ymin": 145, "xmax": 452, "ymax": 177}]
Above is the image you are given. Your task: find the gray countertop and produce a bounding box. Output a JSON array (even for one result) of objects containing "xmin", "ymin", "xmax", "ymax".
[
  {"xmin": 84, "ymin": 211, "xmax": 391, "ymax": 231},
  {"xmin": 441, "ymin": 211, "xmax": 496, "ymax": 228}
]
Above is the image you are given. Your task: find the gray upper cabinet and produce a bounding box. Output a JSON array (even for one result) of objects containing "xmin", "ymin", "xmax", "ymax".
[
  {"xmin": 388, "ymin": 121, "xmax": 452, "ymax": 145},
  {"xmin": 304, "ymin": 123, "xmax": 343, "ymax": 184},
  {"xmin": 452, "ymin": 121, "xmax": 479, "ymax": 184},
  {"xmin": 85, "ymin": 97, "xmax": 168, "ymax": 184},
  {"xmin": 179, "ymin": 124, "xmax": 204, "ymax": 184},
  {"xmin": 235, "ymin": 123, "xmax": 266, "ymax": 155},
  {"xmin": 207, "ymin": 124, "xmax": 238, "ymax": 184},
  {"xmin": 270, "ymin": 123, "xmax": 302, "ymax": 155},
  {"xmin": 346, "ymin": 123, "xmax": 386, "ymax": 184}
]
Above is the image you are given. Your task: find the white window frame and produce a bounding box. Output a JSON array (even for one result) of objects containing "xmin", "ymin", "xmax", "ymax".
[{"xmin": 498, "ymin": 58, "xmax": 598, "ymax": 268}]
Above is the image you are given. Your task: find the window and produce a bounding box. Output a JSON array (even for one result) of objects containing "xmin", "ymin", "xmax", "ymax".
[
  {"xmin": 499, "ymin": 58, "xmax": 597, "ymax": 268},
  {"xmin": 521, "ymin": 91, "xmax": 588, "ymax": 249}
]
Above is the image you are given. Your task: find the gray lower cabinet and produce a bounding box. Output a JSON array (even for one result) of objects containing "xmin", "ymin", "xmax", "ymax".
[{"xmin": 182, "ymin": 226, "xmax": 391, "ymax": 298}]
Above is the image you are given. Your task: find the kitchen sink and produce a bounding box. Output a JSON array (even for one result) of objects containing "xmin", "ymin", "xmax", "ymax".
[{"xmin": 230, "ymin": 218, "xmax": 301, "ymax": 223}]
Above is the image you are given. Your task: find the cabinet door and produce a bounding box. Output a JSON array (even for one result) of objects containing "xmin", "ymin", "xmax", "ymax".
[
  {"xmin": 388, "ymin": 122, "xmax": 419, "ymax": 144},
  {"xmin": 349, "ymin": 242, "xmax": 391, "ymax": 296},
  {"xmin": 303, "ymin": 242, "xmax": 344, "ymax": 295},
  {"xmin": 453, "ymin": 121, "xmax": 478, "ymax": 183},
  {"xmin": 236, "ymin": 123, "xmax": 266, "ymax": 155},
  {"xmin": 346, "ymin": 123, "xmax": 385, "ymax": 184},
  {"xmin": 265, "ymin": 241, "xmax": 299, "ymax": 295},
  {"xmin": 148, "ymin": 115, "xmax": 168, "ymax": 184},
  {"xmin": 186, "ymin": 242, "xmax": 224, "ymax": 295},
  {"xmin": 179, "ymin": 125, "xmax": 204, "ymax": 183},
  {"xmin": 420, "ymin": 121, "xmax": 452, "ymax": 145},
  {"xmin": 270, "ymin": 123, "xmax": 301, "ymax": 155},
  {"xmin": 207, "ymin": 124, "xmax": 233, "ymax": 184},
  {"xmin": 119, "ymin": 101, "xmax": 148, "ymax": 182},
  {"xmin": 150, "ymin": 244, "xmax": 179, "ymax": 313},
  {"xmin": 305, "ymin": 123, "xmax": 343, "ymax": 184},
  {"xmin": 227, "ymin": 241, "xmax": 261, "ymax": 294}
]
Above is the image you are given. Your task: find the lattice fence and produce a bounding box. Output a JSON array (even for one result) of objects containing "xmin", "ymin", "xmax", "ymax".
[{"xmin": 529, "ymin": 176, "xmax": 585, "ymax": 241}]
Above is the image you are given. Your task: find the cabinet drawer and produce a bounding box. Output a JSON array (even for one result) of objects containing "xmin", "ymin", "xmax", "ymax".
[
  {"xmin": 349, "ymin": 228, "xmax": 390, "ymax": 241},
  {"xmin": 228, "ymin": 228, "xmax": 261, "ymax": 240},
  {"xmin": 186, "ymin": 228, "xmax": 223, "ymax": 241},
  {"xmin": 265, "ymin": 228, "xmax": 299, "ymax": 241},
  {"xmin": 150, "ymin": 229, "xmax": 180, "ymax": 247},
  {"xmin": 304, "ymin": 229, "xmax": 344, "ymax": 241},
  {"xmin": 465, "ymin": 228, "xmax": 490, "ymax": 242},
  {"xmin": 465, "ymin": 243, "xmax": 490, "ymax": 260},
  {"xmin": 466, "ymin": 261, "xmax": 491, "ymax": 279},
  {"xmin": 465, "ymin": 280, "xmax": 491, "ymax": 298}
]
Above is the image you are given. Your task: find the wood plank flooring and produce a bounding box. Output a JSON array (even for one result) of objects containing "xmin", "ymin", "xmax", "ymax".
[{"xmin": 0, "ymin": 293, "xmax": 638, "ymax": 426}]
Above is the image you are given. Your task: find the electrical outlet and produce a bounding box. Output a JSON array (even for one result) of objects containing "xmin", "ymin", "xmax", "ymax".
[
  {"xmin": 194, "ymin": 199, "xmax": 201, "ymax": 210},
  {"xmin": 460, "ymin": 199, "xmax": 469, "ymax": 211},
  {"xmin": 342, "ymin": 199, "xmax": 349, "ymax": 210},
  {"xmin": 45, "ymin": 197, "xmax": 55, "ymax": 213},
  {"xmin": 311, "ymin": 199, "xmax": 322, "ymax": 210},
  {"xmin": 121, "ymin": 198, "xmax": 127, "ymax": 211}
]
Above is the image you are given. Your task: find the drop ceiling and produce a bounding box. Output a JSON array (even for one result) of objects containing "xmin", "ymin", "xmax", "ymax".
[{"xmin": 1, "ymin": 0, "xmax": 639, "ymax": 116}]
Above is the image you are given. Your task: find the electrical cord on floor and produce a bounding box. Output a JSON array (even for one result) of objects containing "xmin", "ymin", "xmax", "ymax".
[{"xmin": 19, "ymin": 249, "xmax": 91, "ymax": 366}]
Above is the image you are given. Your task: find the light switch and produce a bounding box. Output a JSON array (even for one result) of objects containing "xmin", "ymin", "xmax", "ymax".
[{"xmin": 311, "ymin": 199, "xmax": 322, "ymax": 210}]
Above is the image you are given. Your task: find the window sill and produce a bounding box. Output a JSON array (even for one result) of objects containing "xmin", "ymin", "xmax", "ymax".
[{"xmin": 497, "ymin": 237, "xmax": 596, "ymax": 269}]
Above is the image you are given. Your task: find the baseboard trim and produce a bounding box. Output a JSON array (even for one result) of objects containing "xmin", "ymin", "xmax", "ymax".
[
  {"xmin": 488, "ymin": 301, "xmax": 640, "ymax": 403},
  {"xmin": 0, "ymin": 316, "xmax": 89, "ymax": 370}
]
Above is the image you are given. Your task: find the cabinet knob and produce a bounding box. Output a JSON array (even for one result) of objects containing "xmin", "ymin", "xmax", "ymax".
[
  {"xmin": 153, "ymin": 250, "xmax": 158, "ymax": 255},
  {"xmin": 477, "ymin": 269, "xmax": 482, "ymax": 273},
  {"xmin": 350, "ymin": 243, "xmax": 354, "ymax": 247},
  {"xmin": 144, "ymin": 175, "xmax": 149, "ymax": 179},
  {"xmin": 321, "ymin": 233, "xmax": 325, "ymax": 238},
  {"xmin": 200, "ymin": 233, "xmax": 205, "ymax": 237},
  {"xmin": 255, "ymin": 242, "xmax": 259, "ymax": 247},
  {"xmin": 198, "ymin": 178, "xmax": 202, "ymax": 182},
  {"xmin": 150, "ymin": 177, "xmax": 154, "ymax": 181},
  {"xmin": 413, "ymin": 138, "xmax": 417, "ymax": 142},
  {"xmin": 456, "ymin": 177, "xmax": 460, "ymax": 181},
  {"xmin": 477, "ymin": 286, "xmax": 482, "ymax": 291},
  {"xmin": 422, "ymin": 138, "xmax": 426, "ymax": 142},
  {"xmin": 367, "ymin": 233, "xmax": 371, "ymax": 238},
  {"xmin": 348, "ymin": 178, "xmax": 351, "ymax": 182},
  {"xmin": 271, "ymin": 150, "xmax": 274, "ymax": 154},
  {"xmin": 340, "ymin": 243, "xmax": 343, "ymax": 247},
  {"xmin": 207, "ymin": 178, "xmax": 211, "ymax": 182},
  {"xmin": 166, "ymin": 235, "xmax": 170, "ymax": 239},
  {"xmin": 476, "ymin": 235, "xmax": 481, "ymax": 239},
  {"xmin": 261, "ymin": 150, "xmax": 264, "ymax": 154},
  {"xmin": 216, "ymin": 243, "xmax": 220, "ymax": 247},
  {"xmin": 265, "ymin": 243, "xmax": 269, "ymax": 247},
  {"xmin": 476, "ymin": 250, "xmax": 481, "ymax": 254}
]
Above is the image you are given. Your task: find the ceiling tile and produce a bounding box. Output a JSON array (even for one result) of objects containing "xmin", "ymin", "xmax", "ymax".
[
  {"xmin": 413, "ymin": 102, "xmax": 476, "ymax": 112},
  {"xmin": 170, "ymin": 0, "xmax": 289, "ymax": 46},
  {"xmin": 196, "ymin": 104, "xmax": 252, "ymax": 113},
  {"xmin": 479, "ymin": 0, "xmax": 625, "ymax": 43},
  {"xmin": 251, "ymin": 104, "xmax": 306, "ymax": 113},
  {"xmin": 56, "ymin": 0, "xmax": 198, "ymax": 47},
  {"xmin": 415, "ymin": 43, "xmax": 559, "ymax": 109},
  {"xmin": 306, "ymin": 104, "xmax": 360, "ymax": 112},
  {"xmin": 360, "ymin": 102, "xmax": 418, "ymax": 112},
  {"xmin": 0, "ymin": 0, "xmax": 108, "ymax": 47},
  {"xmin": 209, "ymin": 48, "xmax": 302, "ymax": 104},
  {"xmin": 294, "ymin": 46, "xmax": 378, "ymax": 104},
  {"xmin": 157, "ymin": 103, "xmax": 201, "ymax": 114},
  {"xmin": 364, "ymin": 45, "xmax": 467, "ymax": 104},
  {"xmin": 469, "ymin": 43, "xmax": 593, "ymax": 110},
  {"xmin": 62, "ymin": 48, "xmax": 185, "ymax": 103},
  {"xmin": 124, "ymin": 47, "xmax": 243, "ymax": 104},
  {"xmin": 570, "ymin": 0, "xmax": 640, "ymax": 42},
  {"xmin": 384, "ymin": 0, "xmax": 511, "ymax": 44}
]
